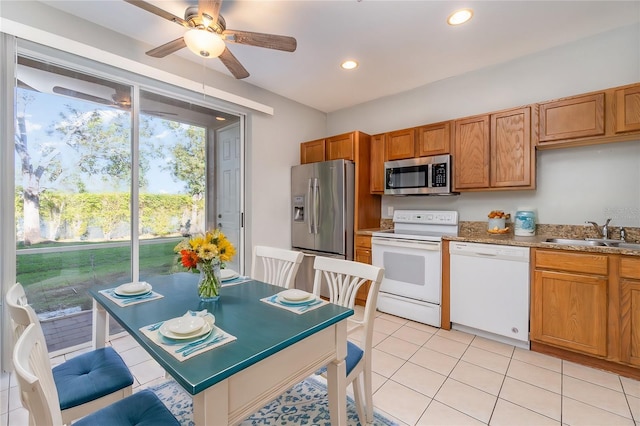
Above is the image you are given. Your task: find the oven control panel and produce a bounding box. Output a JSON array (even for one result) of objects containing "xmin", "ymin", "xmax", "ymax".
[{"xmin": 393, "ymin": 210, "xmax": 458, "ymax": 225}]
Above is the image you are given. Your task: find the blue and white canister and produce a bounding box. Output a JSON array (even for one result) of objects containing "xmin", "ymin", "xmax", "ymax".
[{"xmin": 515, "ymin": 209, "xmax": 536, "ymax": 236}]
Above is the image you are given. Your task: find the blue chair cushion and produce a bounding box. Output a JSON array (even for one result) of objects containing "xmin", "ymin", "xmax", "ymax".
[
  {"xmin": 53, "ymin": 346, "xmax": 133, "ymax": 410},
  {"xmin": 75, "ymin": 390, "xmax": 179, "ymax": 426},
  {"xmin": 316, "ymin": 341, "xmax": 364, "ymax": 376}
]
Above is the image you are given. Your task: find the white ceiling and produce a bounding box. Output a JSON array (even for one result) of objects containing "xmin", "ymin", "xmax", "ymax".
[{"xmin": 42, "ymin": 0, "xmax": 640, "ymax": 113}]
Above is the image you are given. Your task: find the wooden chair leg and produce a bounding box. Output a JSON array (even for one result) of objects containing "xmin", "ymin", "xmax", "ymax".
[{"xmin": 352, "ymin": 374, "xmax": 366, "ymax": 424}]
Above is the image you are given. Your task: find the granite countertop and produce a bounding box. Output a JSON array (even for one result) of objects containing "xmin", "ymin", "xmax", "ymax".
[
  {"xmin": 445, "ymin": 222, "xmax": 640, "ymax": 256},
  {"xmin": 355, "ymin": 228, "xmax": 383, "ymax": 236},
  {"xmin": 357, "ymin": 221, "xmax": 640, "ymax": 255}
]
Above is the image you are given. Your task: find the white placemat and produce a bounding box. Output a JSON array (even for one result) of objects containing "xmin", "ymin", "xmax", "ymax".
[
  {"xmin": 221, "ymin": 276, "xmax": 252, "ymax": 287},
  {"xmin": 140, "ymin": 317, "xmax": 236, "ymax": 361},
  {"xmin": 99, "ymin": 285, "xmax": 163, "ymax": 307},
  {"xmin": 261, "ymin": 293, "xmax": 328, "ymax": 315}
]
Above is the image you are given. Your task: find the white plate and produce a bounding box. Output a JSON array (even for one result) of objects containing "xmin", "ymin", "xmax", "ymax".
[
  {"xmin": 159, "ymin": 314, "xmax": 214, "ymax": 340},
  {"xmin": 221, "ymin": 269, "xmax": 239, "ymax": 282},
  {"xmin": 168, "ymin": 316, "xmax": 205, "ymax": 335},
  {"xmin": 276, "ymin": 294, "xmax": 317, "ymax": 306},
  {"xmin": 114, "ymin": 282, "xmax": 152, "ymax": 296},
  {"xmin": 279, "ymin": 289, "xmax": 312, "ymax": 302}
]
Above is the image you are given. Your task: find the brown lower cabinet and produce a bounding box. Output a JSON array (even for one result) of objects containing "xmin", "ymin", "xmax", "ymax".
[
  {"xmin": 620, "ymin": 256, "xmax": 640, "ymax": 367},
  {"xmin": 354, "ymin": 234, "xmax": 372, "ymax": 306},
  {"xmin": 531, "ymin": 249, "xmax": 640, "ymax": 379},
  {"xmin": 531, "ymin": 254, "xmax": 608, "ymax": 357}
]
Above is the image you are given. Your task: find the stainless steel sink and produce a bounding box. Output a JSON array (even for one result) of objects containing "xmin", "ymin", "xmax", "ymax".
[
  {"xmin": 544, "ymin": 238, "xmax": 606, "ymax": 246},
  {"xmin": 544, "ymin": 238, "xmax": 640, "ymax": 250},
  {"xmin": 615, "ymin": 242, "xmax": 640, "ymax": 250}
]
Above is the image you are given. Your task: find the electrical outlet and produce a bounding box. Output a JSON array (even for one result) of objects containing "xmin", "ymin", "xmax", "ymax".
[{"xmin": 387, "ymin": 206, "xmax": 394, "ymax": 216}]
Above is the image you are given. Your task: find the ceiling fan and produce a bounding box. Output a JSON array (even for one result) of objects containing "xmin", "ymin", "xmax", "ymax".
[{"xmin": 124, "ymin": 0, "xmax": 297, "ymax": 79}]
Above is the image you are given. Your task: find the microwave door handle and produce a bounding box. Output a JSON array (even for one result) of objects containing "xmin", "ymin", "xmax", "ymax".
[
  {"xmin": 312, "ymin": 178, "xmax": 319, "ymax": 234},
  {"xmin": 307, "ymin": 178, "xmax": 314, "ymax": 234}
]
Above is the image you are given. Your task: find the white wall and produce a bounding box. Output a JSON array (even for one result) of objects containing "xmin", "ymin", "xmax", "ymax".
[{"xmin": 327, "ymin": 24, "xmax": 640, "ymax": 227}]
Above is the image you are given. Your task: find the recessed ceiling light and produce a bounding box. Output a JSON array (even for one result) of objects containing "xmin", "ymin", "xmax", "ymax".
[
  {"xmin": 447, "ymin": 9, "xmax": 473, "ymax": 26},
  {"xmin": 340, "ymin": 60, "xmax": 359, "ymax": 70},
  {"xmin": 215, "ymin": 116, "xmax": 226, "ymax": 121}
]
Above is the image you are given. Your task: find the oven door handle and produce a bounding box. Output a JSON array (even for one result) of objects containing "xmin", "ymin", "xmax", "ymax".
[{"xmin": 372, "ymin": 238, "xmax": 441, "ymax": 251}]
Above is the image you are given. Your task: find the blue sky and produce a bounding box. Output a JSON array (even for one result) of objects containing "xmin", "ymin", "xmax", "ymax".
[{"xmin": 15, "ymin": 88, "xmax": 186, "ymax": 194}]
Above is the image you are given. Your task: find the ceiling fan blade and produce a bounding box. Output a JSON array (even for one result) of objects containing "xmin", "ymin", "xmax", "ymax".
[
  {"xmin": 223, "ymin": 30, "xmax": 297, "ymax": 52},
  {"xmin": 199, "ymin": 0, "xmax": 222, "ymax": 27},
  {"xmin": 218, "ymin": 48, "xmax": 249, "ymax": 79},
  {"xmin": 146, "ymin": 37, "xmax": 187, "ymax": 58},
  {"xmin": 123, "ymin": 0, "xmax": 189, "ymax": 27}
]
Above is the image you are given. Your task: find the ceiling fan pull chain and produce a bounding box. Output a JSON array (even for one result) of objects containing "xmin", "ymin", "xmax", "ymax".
[{"xmin": 202, "ymin": 58, "xmax": 206, "ymax": 99}]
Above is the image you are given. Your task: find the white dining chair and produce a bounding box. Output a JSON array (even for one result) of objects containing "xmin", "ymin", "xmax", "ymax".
[
  {"xmin": 13, "ymin": 323, "xmax": 180, "ymax": 426},
  {"xmin": 6, "ymin": 283, "xmax": 134, "ymax": 425},
  {"xmin": 312, "ymin": 256, "xmax": 384, "ymax": 425},
  {"xmin": 251, "ymin": 245, "xmax": 304, "ymax": 289}
]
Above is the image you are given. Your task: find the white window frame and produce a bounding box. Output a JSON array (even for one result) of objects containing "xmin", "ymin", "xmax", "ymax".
[{"xmin": 1, "ymin": 33, "xmax": 248, "ymax": 370}]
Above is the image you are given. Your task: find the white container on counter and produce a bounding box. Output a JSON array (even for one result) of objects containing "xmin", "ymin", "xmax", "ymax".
[
  {"xmin": 514, "ymin": 209, "xmax": 536, "ymax": 236},
  {"xmin": 487, "ymin": 218, "xmax": 506, "ymax": 231}
]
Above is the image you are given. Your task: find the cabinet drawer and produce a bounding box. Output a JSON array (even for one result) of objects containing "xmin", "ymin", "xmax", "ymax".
[
  {"xmin": 535, "ymin": 249, "xmax": 608, "ymax": 275},
  {"xmin": 620, "ymin": 256, "xmax": 640, "ymax": 280},
  {"xmin": 355, "ymin": 235, "xmax": 372, "ymax": 249}
]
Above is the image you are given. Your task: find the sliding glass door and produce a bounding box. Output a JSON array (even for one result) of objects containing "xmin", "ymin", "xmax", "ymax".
[{"xmin": 14, "ymin": 56, "xmax": 242, "ymax": 353}]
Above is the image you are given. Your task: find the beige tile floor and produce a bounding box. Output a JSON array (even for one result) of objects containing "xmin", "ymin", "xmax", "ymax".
[{"xmin": 2, "ymin": 308, "xmax": 640, "ymax": 425}]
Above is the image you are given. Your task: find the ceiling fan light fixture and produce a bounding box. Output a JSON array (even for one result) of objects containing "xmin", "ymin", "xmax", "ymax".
[
  {"xmin": 184, "ymin": 28, "xmax": 225, "ymax": 58},
  {"xmin": 341, "ymin": 60, "xmax": 359, "ymax": 70},
  {"xmin": 447, "ymin": 9, "xmax": 473, "ymax": 26}
]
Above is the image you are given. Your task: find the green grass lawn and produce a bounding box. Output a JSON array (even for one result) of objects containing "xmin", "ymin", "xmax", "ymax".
[{"xmin": 18, "ymin": 239, "xmax": 185, "ymax": 313}]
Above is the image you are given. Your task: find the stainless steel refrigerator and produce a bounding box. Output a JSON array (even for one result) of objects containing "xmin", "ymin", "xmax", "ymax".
[{"xmin": 291, "ymin": 159, "xmax": 355, "ymax": 293}]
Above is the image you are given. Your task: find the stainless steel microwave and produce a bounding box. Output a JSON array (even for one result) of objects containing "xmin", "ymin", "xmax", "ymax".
[{"xmin": 384, "ymin": 154, "xmax": 456, "ymax": 195}]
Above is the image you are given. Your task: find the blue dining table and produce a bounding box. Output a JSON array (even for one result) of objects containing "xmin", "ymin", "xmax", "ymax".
[{"xmin": 90, "ymin": 273, "xmax": 353, "ymax": 425}]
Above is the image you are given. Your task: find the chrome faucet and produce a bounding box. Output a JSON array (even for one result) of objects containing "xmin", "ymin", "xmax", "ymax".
[{"xmin": 586, "ymin": 218, "xmax": 612, "ymax": 239}]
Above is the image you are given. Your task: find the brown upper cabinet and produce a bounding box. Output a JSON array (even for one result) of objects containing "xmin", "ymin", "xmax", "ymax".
[
  {"xmin": 454, "ymin": 106, "xmax": 534, "ymax": 191},
  {"xmin": 300, "ymin": 132, "xmax": 357, "ymax": 164},
  {"xmin": 300, "ymin": 139, "xmax": 326, "ymax": 164},
  {"xmin": 326, "ymin": 132, "xmax": 355, "ymax": 161},
  {"xmin": 299, "ymin": 131, "xmax": 381, "ymax": 231},
  {"xmin": 453, "ymin": 115, "xmax": 490, "ymax": 189},
  {"xmin": 385, "ymin": 128, "xmax": 415, "ymax": 161},
  {"xmin": 370, "ymin": 133, "xmax": 385, "ymax": 194},
  {"xmin": 614, "ymin": 85, "xmax": 640, "ymax": 133},
  {"xmin": 416, "ymin": 121, "xmax": 451, "ymax": 156},
  {"xmin": 537, "ymin": 82, "xmax": 640, "ymax": 149},
  {"xmin": 539, "ymin": 93, "xmax": 605, "ymax": 143}
]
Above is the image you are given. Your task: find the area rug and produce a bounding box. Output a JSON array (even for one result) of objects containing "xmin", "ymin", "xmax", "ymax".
[{"xmin": 147, "ymin": 376, "xmax": 398, "ymax": 425}]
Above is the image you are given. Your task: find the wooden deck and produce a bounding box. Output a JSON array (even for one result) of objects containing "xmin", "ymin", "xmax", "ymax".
[{"xmin": 41, "ymin": 310, "xmax": 123, "ymax": 353}]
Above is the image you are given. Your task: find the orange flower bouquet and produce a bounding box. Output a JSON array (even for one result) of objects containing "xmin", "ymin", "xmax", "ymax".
[{"xmin": 174, "ymin": 229, "xmax": 236, "ymax": 301}]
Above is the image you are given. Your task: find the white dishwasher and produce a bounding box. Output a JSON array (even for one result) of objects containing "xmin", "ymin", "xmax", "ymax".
[{"xmin": 450, "ymin": 242, "xmax": 530, "ymax": 349}]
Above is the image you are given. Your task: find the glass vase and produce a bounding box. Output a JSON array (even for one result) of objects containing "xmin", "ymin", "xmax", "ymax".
[{"xmin": 197, "ymin": 260, "xmax": 221, "ymax": 302}]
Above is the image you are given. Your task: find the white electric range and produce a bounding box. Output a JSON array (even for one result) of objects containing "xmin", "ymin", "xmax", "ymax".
[{"xmin": 371, "ymin": 210, "xmax": 459, "ymax": 327}]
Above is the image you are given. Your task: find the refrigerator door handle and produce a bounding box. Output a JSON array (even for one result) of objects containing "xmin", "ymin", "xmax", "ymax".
[
  {"xmin": 312, "ymin": 178, "xmax": 320, "ymax": 234},
  {"xmin": 307, "ymin": 178, "xmax": 314, "ymax": 234}
]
